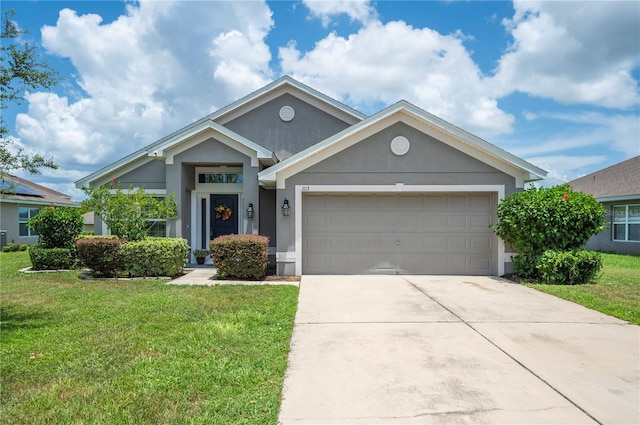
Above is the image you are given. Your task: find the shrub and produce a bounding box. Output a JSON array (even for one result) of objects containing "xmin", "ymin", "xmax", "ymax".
[
  {"xmin": 536, "ymin": 249, "xmax": 603, "ymax": 285},
  {"xmin": 19, "ymin": 244, "xmax": 28, "ymax": 251},
  {"xmin": 27, "ymin": 206, "xmax": 83, "ymax": 249},
  {"xmin": 492, "ymin": 184, "xmax": 606, "ymax": 278},
  {"xmin": 210, "ymin": 235, "xmax": 269, "ymax": 280},
  {"xmin": 29, "ymin": 246, "xmax": 74, "ymax": 270},
  {"xmin": 2, "ymin": 243, "xmax": 22, "ymax": 252},
  {"xmin": 76, "ymin": 237, "xmax": 125, "ymax": 277},
  {"xmin": 121, "ymin": 238, "xmax": 189, "ymax": 277}
]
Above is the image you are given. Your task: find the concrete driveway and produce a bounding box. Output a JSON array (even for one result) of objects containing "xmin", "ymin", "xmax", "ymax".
[{"xmin": 278, "ymin": 275, "xmax": 639, "ymax": 425}]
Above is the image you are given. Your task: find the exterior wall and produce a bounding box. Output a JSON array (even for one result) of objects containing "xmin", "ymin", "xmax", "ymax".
[
  {"xmin": 169, "ymin": 138, "xmax": 258, "ymax": 248},
  {"xmin": 118, "ymin": 159, "xmax": 166, "ymax": 189},
  {"xmin": 0, "ymin": 203, "xmax": 39, "ymax": 246},
  {"xmin": 274, "ymin": 122, "xmax": 519, "ymax": 275},
  {"xmin": 586, "ymin": 200, "xmax": 640, "ymax": 255},
  {"xmin": 224, "ymin": 93, "xmax": 352, "ymax": 160}
]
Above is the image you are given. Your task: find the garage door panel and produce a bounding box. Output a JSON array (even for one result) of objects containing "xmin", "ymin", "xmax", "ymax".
[{"xmin": 302, "ymin": 193, "xmax": 496, "ymax": 275}]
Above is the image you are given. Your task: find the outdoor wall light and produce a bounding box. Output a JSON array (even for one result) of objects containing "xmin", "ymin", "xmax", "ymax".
[
  {"xmin": 281, "ymin": 199, "xmax": 290, "ymax": 216},
  {"xmin": 246, "ymin": 203, "xmax": 254, "ymax": 219}
]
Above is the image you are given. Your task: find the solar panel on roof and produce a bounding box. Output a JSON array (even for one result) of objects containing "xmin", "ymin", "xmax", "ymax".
[{"xmin": 0, "ymin": 181, "xmax": 44, "ymax": 197}]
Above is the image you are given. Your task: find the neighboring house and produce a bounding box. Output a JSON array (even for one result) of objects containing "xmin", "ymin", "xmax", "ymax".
[
  {"xmin": 568, "ymin": 156, "xmax": 639, "ymax": 256},
  {"xmin": 82, "ymin": 211, "xmax": 95, "ymax": 234},
  {"xmin": 0, "ymin": 174, "xmax": 78, "ymax": 248},
  {"xmin": 76, "ymin": 76, "xmax": 547, "ymax": 275}
]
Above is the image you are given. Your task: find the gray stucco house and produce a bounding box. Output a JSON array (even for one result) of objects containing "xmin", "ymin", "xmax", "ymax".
[
  {"xmin": 568, "ymin": 156, "xmax": 639, "ymax": 256},
  {"xmin": 76, "ymin": 76, "xmax": 547, "ymax": 275},
  {"xmin": 1, "ymin": 174, "xmax": 78, "ymax": 249}
]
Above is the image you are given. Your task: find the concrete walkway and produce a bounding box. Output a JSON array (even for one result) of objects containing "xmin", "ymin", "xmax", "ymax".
[
  {"xmin": 278, "ymin": 275, "xmax": 639, "ymax": 424},
  {"xmin": 168, "ymin": 267, "xmax": 299, "ymax": 286}
]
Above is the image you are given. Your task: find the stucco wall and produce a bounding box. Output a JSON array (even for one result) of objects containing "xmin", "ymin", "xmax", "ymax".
[
  {"xmin": 224, "ymin": 93, "xmax": 353, "ymax": 160},
  {"xmin": 585, "ymin": 200, "xmax": 640, "ymax": 255},
  {"xmin": 274, "ymin": 122, "xmax": 519, "ymax": 275},
  {"xmin": 118, "ymin": 159, "xmax": 166, "ymax": 189},
  {"xmin": 0, "ymin": 203, "xmax": 39, "ymax": 246}
]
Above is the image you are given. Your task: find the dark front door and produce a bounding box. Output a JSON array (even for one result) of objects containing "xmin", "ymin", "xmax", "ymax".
[{"xmin": 210, "ymin": 194, "xmax": 238, "ymax": 239}]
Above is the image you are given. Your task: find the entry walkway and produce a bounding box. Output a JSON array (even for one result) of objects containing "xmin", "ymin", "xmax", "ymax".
[{"xmin": 278, "ymin": 275, "xmax": 639, "ymax": 424}]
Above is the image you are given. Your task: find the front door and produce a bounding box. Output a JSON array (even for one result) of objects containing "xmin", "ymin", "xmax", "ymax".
[{"xmin": 210, "ymin": 194, "xmax": 238, "ymax": 239}]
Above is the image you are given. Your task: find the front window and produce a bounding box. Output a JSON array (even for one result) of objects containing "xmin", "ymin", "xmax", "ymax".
[
  {"xmin": 147, "ymin": 220, "xmax": 167, "ymax": 237},
  {"xmin": 613, "ymin": 204, "xmax": 640, "ymax": 242},
  {"xmin": 19, "ymin": 207, "xmax": 40, "ymax": 236}
]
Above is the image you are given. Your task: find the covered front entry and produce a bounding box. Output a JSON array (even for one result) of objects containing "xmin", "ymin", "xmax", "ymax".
[
  {"xmin": 302, "ymin": 192, "xmax": 497, "ymax": 275},
  {"xmin": 210, "ymin": 194, "xmax": 238, "ymax": 239}
]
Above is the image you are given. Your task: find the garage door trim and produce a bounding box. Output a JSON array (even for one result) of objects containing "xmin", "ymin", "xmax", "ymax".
[{"xmin": 291, "ymin": 184, "xmax": 507, "ymax": 275}]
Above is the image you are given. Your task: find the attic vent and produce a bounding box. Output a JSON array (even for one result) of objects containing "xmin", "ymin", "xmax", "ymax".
[
  {"xmin": 390, "ymin": 136, "xmax": 410, "ymax": 156},
  {"xmin": 279, "ymin": 105, "xmax": 295, "ymax": 122}
]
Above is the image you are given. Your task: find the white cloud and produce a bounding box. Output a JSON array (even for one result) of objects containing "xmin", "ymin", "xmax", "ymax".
[
  {"xmin": 280, "ymin": 20, "xmax": 514, "ymax": 136},
  {"xmin": 303, "ymin": 0, "xmax": 377, "ymax": 27},
  {"xmin": 492, "ymin": 0, "xmax": 640, "ymax": 108},
  {"xmin": 17, "ymin": 0, "xmax": 274, "ymax": 176}
]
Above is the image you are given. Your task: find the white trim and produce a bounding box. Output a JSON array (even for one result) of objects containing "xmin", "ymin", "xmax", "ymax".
[
  {"xmin": 108, "ymin": 188, "xmax": 167, "ymax": 195},
  {"xmin": 292, "ymin": 184, "xmax": 506, "ymax": 276}
]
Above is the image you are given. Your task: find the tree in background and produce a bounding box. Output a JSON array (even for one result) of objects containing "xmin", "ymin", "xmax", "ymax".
[{"xmin": 1, "ymin": 9, "xmax": 59, "ymax": 180}]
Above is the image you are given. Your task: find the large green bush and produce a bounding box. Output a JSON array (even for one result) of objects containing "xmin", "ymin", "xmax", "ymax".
[
  {"xmin": 210, "ymin": 235, "xmax": 269, "ymax": 280},
  {"xmin": 121, "ymin": 237, "xmax": 189, "ymax": 277},
  {"xmin": 492, "ymin": 184, "xmax": 606, "ymax": 279},
  {"xmin": 27, "ymin": 206, "xmax": 83, "ymax": 249}
]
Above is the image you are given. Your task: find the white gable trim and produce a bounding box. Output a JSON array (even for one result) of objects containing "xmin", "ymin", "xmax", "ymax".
[
  {"xmin": 154, "ymin": 120, "xmax": 275, "ymax": 167},
  {"xmin": 258, "ymin": 101, "xmax": 547, "ymax": 189},
  {"xmin": 212, "ymin": 76, "xmax": 366, "ymax": 125}
]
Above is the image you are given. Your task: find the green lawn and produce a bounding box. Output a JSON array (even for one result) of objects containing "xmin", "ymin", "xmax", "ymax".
[
  {"xmin": 527, "ymin": 253, "xmax": 640, "ymax": 325},
  {"xmin": 0, "ymin": 252, "xmax": 299, "ymax": 424}
]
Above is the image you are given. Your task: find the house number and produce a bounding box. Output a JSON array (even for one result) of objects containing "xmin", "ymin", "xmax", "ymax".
[{"xmin": 302, "ymin": 186, "xmax": 310, "ymax": 192}]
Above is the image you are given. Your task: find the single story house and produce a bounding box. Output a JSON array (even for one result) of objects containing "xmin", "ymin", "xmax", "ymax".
[
  {"xmin": 0, "ymin": 174, "xmax": 78, "ymax": 249},
  {"xmin": 76, "ymin": 76, "xmax": 547, "ymax": 275},
  {"xmin": 568, "ymin": 155, "xmax": 639, "ymax": 256}
]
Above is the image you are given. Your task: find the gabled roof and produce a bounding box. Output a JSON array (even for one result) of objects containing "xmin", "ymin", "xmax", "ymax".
[
  {"xmin": 210, "ymin": 75, "xmax": 366, "ymax": 125},
  {"xmin": 1, "ymin": 174, "xmax": 78, "ymax": 206},
  {"xmin": 258, "ymin": 100, "xmax": 547, "ymax": 189},
  {"xmin": 568, "ymin": 155, "xmax": 640, "ymax": 201},
  {"xmin": 76, "ymin": 75, "xmax": 364, "ymax": 188}
]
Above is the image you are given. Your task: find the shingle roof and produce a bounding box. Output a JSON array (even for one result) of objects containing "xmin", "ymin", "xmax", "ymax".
[
  {"xmin": 567, "ymin": 155, "xmax": 640, "ymax": 200},
  {"xmin": 0, "ymin": 174, "xmax": 78, "ymax": 206}
]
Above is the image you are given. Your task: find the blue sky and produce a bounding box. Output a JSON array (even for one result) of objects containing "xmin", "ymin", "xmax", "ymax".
[{"xmin": 3, "ymin": 0, "xmax": 639, "ymax": 200}]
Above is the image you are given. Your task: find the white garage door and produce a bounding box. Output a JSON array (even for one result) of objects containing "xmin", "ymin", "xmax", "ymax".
[{"xmin": 302, "ymin": 193, "xmax": 497, "ymax": 275}]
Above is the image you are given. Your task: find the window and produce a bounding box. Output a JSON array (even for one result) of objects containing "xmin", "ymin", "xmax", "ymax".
[
  {"xmin": 19, "ymin": 207, "xmax": 40, "ymax": 236},
  {"xmin": 147, "ymin": 220, "xmax": 167, "ymax": 237},
  {"xmin": 613, "ymin": 204, "xmax": 640, "ymax": 242},
  {"xmin": 198, "ymin": 173, "xmax": 243, "ymax": 184}
]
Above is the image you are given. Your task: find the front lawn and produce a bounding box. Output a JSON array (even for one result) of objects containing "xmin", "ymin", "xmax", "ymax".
[
  {"xmin": 0, "ymin": 252, "xmax": 299, "ymax": 424},
  {"xmin": 526, "ymin": 253, "xmax": 640, "ymax": 325}
]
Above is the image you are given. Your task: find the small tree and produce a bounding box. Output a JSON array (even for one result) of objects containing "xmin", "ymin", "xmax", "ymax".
[
  {"xmin": 491, "ymin": 184, "xmax": 606, "ymax": 277},
  {"xmin": 81, "ymin": 182, "xmax": 178, "ymax": 241}
]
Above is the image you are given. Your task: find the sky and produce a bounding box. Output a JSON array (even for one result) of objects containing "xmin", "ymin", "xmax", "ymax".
[{"xmin": 3, "ymin": 0, "xmax": 639, "ymax": 201}]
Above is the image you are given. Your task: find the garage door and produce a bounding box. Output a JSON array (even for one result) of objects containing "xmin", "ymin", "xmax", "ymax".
[{"xmin": 302, "ymin": 193, "xmax": 496, "ymax": 275}]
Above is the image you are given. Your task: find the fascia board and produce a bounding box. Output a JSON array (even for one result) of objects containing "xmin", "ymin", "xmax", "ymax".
[
  {"xmin": 0, "ymin": 198, "xmax": 78, "ymax": 207},
  {"xmin": 597, "ymin": 195, "xmax": 640, "ymax": 203},
  {"xmin": 75, "ymin": 152, "xmax": 152, "ymax": 188}
]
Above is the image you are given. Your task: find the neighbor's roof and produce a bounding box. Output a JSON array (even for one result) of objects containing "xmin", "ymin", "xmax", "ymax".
[
  {"xmin": 0, "ymin": 174, "xmax": 78, "ymax": 206},
  {"xmin": 568, "ymin": 155, "xmax": 640, "ymax": 201}
]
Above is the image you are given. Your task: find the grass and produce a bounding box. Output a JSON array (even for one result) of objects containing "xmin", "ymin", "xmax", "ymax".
[
  {"xmin": 0, "ymin": 251, "xmax": 299, "ymax": 424},
  {"xmin": 526, "ymin": 253, "xmax": 640, "ymax": 325}
]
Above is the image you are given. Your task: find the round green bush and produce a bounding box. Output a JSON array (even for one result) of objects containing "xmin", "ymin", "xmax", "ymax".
[
  {"xmin": 492, "ymin": 184, "xmax": 606, "ymax": 278},
  {"xmin": 536, "ymin": 249, "xmax": 603, "ymax": 284},
  {"xmin": 27, "ymin": 206, "xmax": 83, "ymax": 249}
]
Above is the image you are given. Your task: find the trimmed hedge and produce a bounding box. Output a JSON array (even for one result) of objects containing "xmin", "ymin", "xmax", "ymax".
[
  {"xmin": 29, "ymin": 246, "xmax": 75, "ymax": 270},
  {"xmin": 210, "ymin": 234, "xmax": 269, "ymax": 280},
  {"xmin": 27, "ymin": 206, "xmax": 83, "ymax": 249},
  {"xmin": 76, "ymin": 237, "xmax": 125, "ymax": 277},
  {"xmin": 76, "ymin": 237, "xmax": 189, "ymax": 278},
  {"xmin": 536, "ymin": 249, "xmax": 603, "ymax": 285},
  {"xmin": 121, "ymin": 237, "xmax": 189, "ymax": 277},
  {"xmin": 2, "ymin": 243, "xmax": 27, "ymax": 252}
]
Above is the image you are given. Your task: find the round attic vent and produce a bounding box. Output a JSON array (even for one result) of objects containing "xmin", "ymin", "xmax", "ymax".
[
  {"xmin": 279, "ymin": 105, "xmax": 295, "ymax": 122},
  {"xmin": 390, "ymin": 136, "xmax": 410, "ymax": 156}
]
